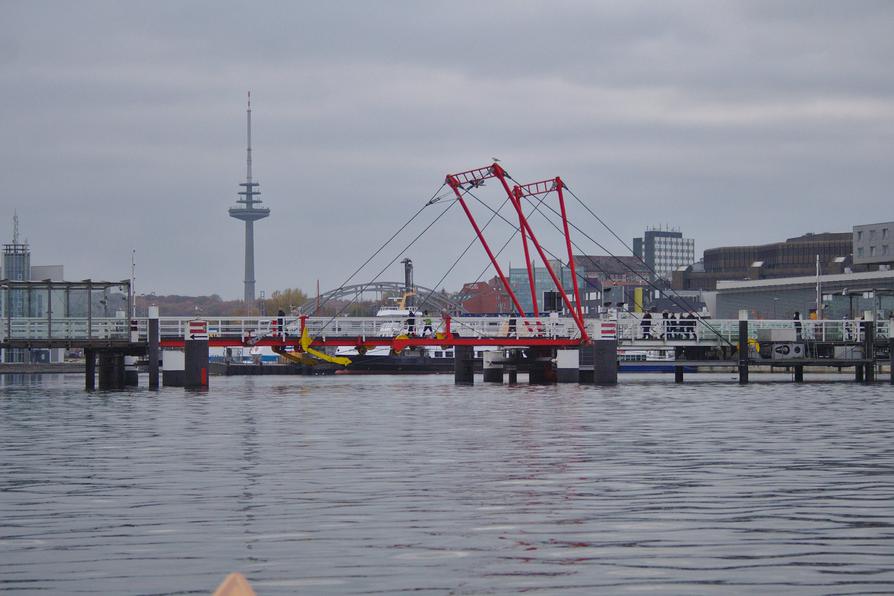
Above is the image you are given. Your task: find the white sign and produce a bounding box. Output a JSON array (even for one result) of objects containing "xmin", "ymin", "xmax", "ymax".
[{"xmin": 186, "ymin": 319, "xmax": 209, "ymax": 341}]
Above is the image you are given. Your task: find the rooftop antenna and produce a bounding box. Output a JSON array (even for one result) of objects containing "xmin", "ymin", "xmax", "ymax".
[{"xmin": 12, "ymin": 211, "xmax": 19, "ymax": 244}]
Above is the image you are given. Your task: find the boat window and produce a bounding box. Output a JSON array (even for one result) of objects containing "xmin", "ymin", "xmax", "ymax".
[
  {"xmin": 434, "ymin": 351, "xmax": 443, "ymax": 358},
  {"xmin": 446, "ymin": 351, "xmax": 454, "ymax": 358}
]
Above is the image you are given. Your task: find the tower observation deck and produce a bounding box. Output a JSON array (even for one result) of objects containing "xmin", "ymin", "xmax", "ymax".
[{"xmin": 228, "ymin": 91, "xmax": 270, "ymax": 304}]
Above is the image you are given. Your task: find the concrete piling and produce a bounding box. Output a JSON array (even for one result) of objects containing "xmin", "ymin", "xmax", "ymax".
[
  {"xmin": 578, "ymin": 343, "xmax": 594, "ymax": 384},
  {"xmin": 148, "ymin": 306, "xmax": 160, "ymax": 389},
  {"xmin": 889, "ymin": 338, "xmax": 893, "ymax": 386},
  {"xmin": 85, "ymin": 348, "xmax": 96, "ymax": 390},
  {"xmin": 482, "ymin": 351, "xmax": 503, "ymax": 383},
  {"xmin": 97, "ymin": 353, "xmax": 125, "ymax": 390},
  {"xmin": 592, "ymin": 340, "xmax": 618, "ymax": 386},
  {"xmin": 528, "ymin": 348, "xmax": 556, "ymax": 385},
  {"xmin": 184, "ymin": 338, "xmax": 210, "ymax": 389},
  {"xmin": 454, "ymin": 345, "xmax": 474, "ymax": 385},
  {"xmin": 794, "ymin": 365, "xmax": 804, "ymax": 383},
  {"xmin": 863, "ymin": 317, "xmax": 875, "ymax": 383},
  {"xmin": 738, "ymin": 319, "xmax": 749, "ymax": 385},
  {"xmin": 556, "ymin": 349, "xmax": 579, "ymax": 383},
  {"xmin": 674, "ymin": 365, "xmax": 684, "ymax": 383}
]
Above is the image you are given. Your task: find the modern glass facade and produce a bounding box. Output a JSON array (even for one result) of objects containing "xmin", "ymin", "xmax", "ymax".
[{"xmin": 508, "ymin": 260, "xmax": 573, "ymax": 314}]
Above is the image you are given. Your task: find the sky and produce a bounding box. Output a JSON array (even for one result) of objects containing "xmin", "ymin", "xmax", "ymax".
[{"xmin": 2, "ymin": 0, "xmax": 892, "ymax": 300}]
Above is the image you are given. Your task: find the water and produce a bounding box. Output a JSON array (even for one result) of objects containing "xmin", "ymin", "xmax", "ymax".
[{"xmin": 1, "ymin": 373, "xmax": 893, "ymax": 595}]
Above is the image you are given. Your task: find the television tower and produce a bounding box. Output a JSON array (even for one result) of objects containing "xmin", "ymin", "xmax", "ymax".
[{"xmin": 229, "ymin": 91, "xmax": 270, "ymax": 303}]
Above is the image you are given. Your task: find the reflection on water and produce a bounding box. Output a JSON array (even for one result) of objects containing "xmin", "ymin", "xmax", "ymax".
[{"xmin": 1, "ymin": 374, "xmax": 892, "ymax": 594}]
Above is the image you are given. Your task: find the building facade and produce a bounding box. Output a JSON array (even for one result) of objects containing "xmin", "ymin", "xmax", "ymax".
[
  {"xmin": 853, "ymin": 221, "xmax": 893, "ymax": 267},
  {"xmin": 673, "ymin": 232, "xmax": 853, "ymax": 291},
  {"xmin": 508, "ymin": 260, "xmax": 573, "ymax": 314},
  {"xmin": 633, "ymin": 227, "xmax": 695, "ymax": 281}
]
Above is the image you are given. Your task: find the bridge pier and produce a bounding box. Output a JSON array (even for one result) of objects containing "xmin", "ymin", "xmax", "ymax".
[
  {"xmin": 890, "ymin": 338, "xmax": 893, "ymax": 385},
  {"xmin": 184, "ymin": 338, "xmax": 210, "ymax": 389},
  {"xmin": 592, "ymin": 340, "xmax": 618, "ymax": 386},
  {"xmin": 794, "ymin": 365, "xmax": 804, "ymax": 383},
  {"xmin": 528, "ymin": 347, "xmax": 556, "ymax": 385},
  {"xmin": 556, "ymin": 349, "xmax": 579, "ymax": 383},
  {"xmin": 84, "ymin": 349, "xmax": 96, "ymax": 390},
  {"xmin": 483, "ymin": 351, "xmax": 503, "ymax": 383},
  {"xmin": 855, "ymin": 363, "xmax": 864, "ymax": 383},
  {"xmin": 97, "ymin": 352, "xmax": 125, "ymax": 390},
  {"xmin": 454, "ymin": 345, "xmax": 474, "ymax": 385},
  {"xmin": 578, "ymin": 344, "xmax": 594, "ymax": 384}
]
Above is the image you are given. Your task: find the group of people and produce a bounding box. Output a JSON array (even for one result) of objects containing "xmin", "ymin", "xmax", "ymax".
[
  {"xmin": 640, "ymin": 311, "xmax": 698, "ymax": 340},
  {"xmin": 404, "ymin": 310, "xmax": 435, "ymax": 337}
]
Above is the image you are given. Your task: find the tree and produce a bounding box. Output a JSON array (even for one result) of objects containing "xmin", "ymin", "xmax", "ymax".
[{"xmin": 265, "ymin": 288, "xmax": 309, "ymax": 314}]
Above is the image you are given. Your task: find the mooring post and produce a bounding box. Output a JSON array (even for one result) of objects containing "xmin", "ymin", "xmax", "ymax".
[
  {"xmin": 592, "ymin": 340, "xmax": 618, "ymax": 386},
  {"xmin": 556, "ymin": 348, "xmax": 580, "ymax": 383},
  {"xmin": 794, "ymin": 365, "xmax": 804, "ymax": 383},
  {"xmin": 148, "ymin": 306, "xmax": 159, "ymax": 389},
  {"xmin": 482, "ymin": 351, "xmax": 503, "ymax": 383},
  {"xmin": 84, "ymin": 348, "xmax": 96, "ymax": 390},
  {"xmin": 738, "ymin": 314, "xmax": 749, "ymax": 384},
  {"xmin": 454, "ymin": 345, "xmax": 474, "ymax": 385}
]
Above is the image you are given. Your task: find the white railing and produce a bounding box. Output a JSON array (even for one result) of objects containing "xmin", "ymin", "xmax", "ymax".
[
  {"xmin": 3, "ymin": 315, "xmax": 891, "ymax": 345},
  {"xmin": 0, "ymin": 317, "xmax": 131, "ymax": 341}
]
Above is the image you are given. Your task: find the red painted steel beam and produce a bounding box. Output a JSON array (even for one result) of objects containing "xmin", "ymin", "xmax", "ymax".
[
  {"xmin": 159, "ymin": 337, "xmax": 584, "ymax": 349},
  {"xmin": 446, "ymin": 165, "xmax": 528, "ymax": 319}
]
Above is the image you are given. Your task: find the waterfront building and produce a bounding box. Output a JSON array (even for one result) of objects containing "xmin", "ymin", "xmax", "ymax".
[
  {"xmin": 455, "ymin": 277, "xmax": 512, "ymax": 314},
  {"xmin": 508, "ymin": 260, "xmax": 573, "ymax": 314},
  {"xmin": 673, "ymin": 232, "xmax": 852, "ymax": 291},
  {"xmin": 853, "ymin": 221, "xmax": 894, "ymax": 269},
  {"xmin": 710, "ymin": 269, "xmax": 894, "ymax": 320},
  {"xmin": 1, "ymin": 215, "xmax": 65, "ymax": 363},
  {"xmin": 633, "ymin": 226, "xmax": 695, "ymax": 281}
]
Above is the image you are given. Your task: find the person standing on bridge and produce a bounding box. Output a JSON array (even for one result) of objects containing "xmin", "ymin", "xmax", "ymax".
[
  {"xmin": 422, "ymin": 311, "xmax": 433, "ymax": 337},
  {"xmin": 641, "ymin": 311, "xmax": 652, "ymax": 339},
  {"xmin": 406, "ymin": 310, "xmax": 416, "ymax": 337},
  {"xmin": 793, "ymin": 311, "xmax": 802, "ymax": 340}
]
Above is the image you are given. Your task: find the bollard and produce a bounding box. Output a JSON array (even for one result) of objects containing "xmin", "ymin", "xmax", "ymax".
[
  {"xmin": 592, "ymin": 340, "xmax": 618, "ymax": 386},
  {"xmin": 454, "ymin": 345, "xmax": 474, "ymax": 385},
  {"xmin": 482, "ymin": 351, "xmax": 503, "ymax": 383},
  {"xmin": 148, "ymin": 306, "xmax": 160, "ymax": 389},
  {"xmin": 738, "ymin": 319, "xmax": 749, "ymax": 384}
]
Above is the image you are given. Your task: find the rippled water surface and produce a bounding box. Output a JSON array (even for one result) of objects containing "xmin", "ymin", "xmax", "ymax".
[{"xmin": 2, "ymin": 373, "xmax": 893, "ymax": 594}]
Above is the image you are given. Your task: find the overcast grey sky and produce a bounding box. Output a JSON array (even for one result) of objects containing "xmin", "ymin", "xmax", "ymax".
[{"xmin": 2, "ymin": 1, "xmax": 892, "ymax": 299}]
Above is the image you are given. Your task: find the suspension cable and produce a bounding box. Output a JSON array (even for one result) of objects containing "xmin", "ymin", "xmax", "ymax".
[
  {"xmin": 313, "ymin": 198, "xmax": 457, "ymax": 339},
  {"xmin": 304, "ymin": 183, "xmax": 446, "ymax": 317}
]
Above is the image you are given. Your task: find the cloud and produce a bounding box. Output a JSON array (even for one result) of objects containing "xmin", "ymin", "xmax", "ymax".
[{"xmin": 1, "ymin": 1, "xmax": 892, "ymax": 298}]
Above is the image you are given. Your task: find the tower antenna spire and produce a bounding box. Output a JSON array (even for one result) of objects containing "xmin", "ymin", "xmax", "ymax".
[
  {"xmin": 12, "ymin": 210, "xmax": 19, "ymax": 244},
  {"xmin": 229, "ymin": 91, "xmax": 270, "ymax": 305},
  {"xmin": 246, "ymin": 90, "xmax": 252, "ymax": 183}
]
